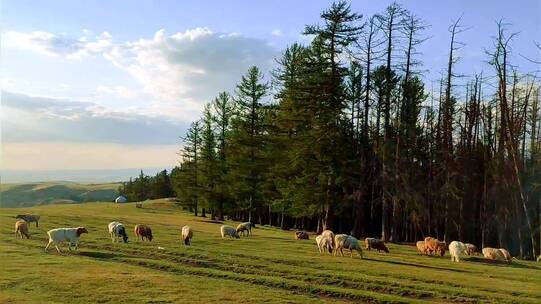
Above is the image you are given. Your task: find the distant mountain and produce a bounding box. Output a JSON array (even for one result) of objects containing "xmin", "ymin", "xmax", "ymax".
[
  {"xmin": 0, "ymin": 182, "xmax": 121, "ymax": 208},
  {"xmin": 1, "ymin": 168, "xmax": 172, "ymax": 184}
]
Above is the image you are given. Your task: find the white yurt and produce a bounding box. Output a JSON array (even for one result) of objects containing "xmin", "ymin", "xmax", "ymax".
[{"xmin": 115, "ymin": 195, "xmax": 128, "ymax": 203}]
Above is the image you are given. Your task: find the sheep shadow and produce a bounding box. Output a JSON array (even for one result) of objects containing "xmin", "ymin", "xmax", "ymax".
[
  {"xmin": 467, "ymin": 257, "xmax": 540, "ymax": 269},
  {"xmin": 77, "ymin": 251, "xmax": 124, "ymax": 260},
  {"xmin": 367, "ymin": 257, "xmax": 470, "ymax": 273}
]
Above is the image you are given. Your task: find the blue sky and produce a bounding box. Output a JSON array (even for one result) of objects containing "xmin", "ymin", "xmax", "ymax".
[{"xmin": 1, "ymin": 0, "xmax": 539, "ymax": 173}]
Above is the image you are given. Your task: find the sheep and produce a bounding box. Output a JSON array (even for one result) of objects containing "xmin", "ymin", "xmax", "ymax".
[
  {"xmin": 236, "ymin": 222, "xmax": 253, "ymax": 237},
  {"xmin": 134, "ymin": 224, "xmax": 153, "ymax": 242},
  {"xmin": 220, "ymin": 225, "xmax": 240, "ymax": 239},
  {"xmin": 315, "ymin": 234, "xmax": 333, "ymax": 254},
  {"xmin": 334, "ymin": 234, "xmax": 363, "ymax": 258},
  {"xmin": 498, "ymin": 248, "xmax": 512, "ymax": 264},
  {"xmin": 416, "ymin": 241, "xmax": 428, "ymax": 255},
  {"xmin": 295, "ymin": 231, "xmax": 309, "ymax": 240},
  {"xmin": 424, "ymin": 237, "xmax": 446, "ymax": 256},
  {"xmin": 364, "ymin": 237, "xmax": 389, "ymax": 253},
  {"xmin": 321, "ymin": 230, "xmax": 335, "ymax": 254},
  {"xmin": 108, "ymin": 221, "xmax": 128, "ymax": 243},
  {"xmin": 15, "ymin": 220, "xmax": 30, "ymax": 239},
  {"xmin": 464, "ymin": 243, "xmax": 479, "ymax": 256},
  {"xmin": 482, "ymin": 247, "xmax": 512, "ymax": 264},
  {"xmin": 45, "ymin": 227, "xmax": 88, "ymax": 253},
  {"xmin": 449, "ymin": 241, "xmax": 469, "ymax": 262},
  {"xmin": 537, "ymin": 255, "xmax": 541, "ymax": 263},
  {"xmin": 181, "ymin": 225, "xmax": 193, "ymax": 246},
  {"xmin": 15, "ymin": 214, "xmax": 40, "ymax": 227}
]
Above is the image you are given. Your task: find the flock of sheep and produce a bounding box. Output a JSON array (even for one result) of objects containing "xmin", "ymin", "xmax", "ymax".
[{"xmin": 13, "ymin": 213, "xmax": 526, "ymax": 264}]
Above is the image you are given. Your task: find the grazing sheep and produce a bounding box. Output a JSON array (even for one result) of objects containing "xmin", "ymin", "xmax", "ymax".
[
  {"xmin": 135, "ymin": 202, "xmax": 143, "ymax": 208},
  {"xmin": 321, "ymin": 230, "xmax": 335, "ymax": 254},
  {"xmin": 108, "ymin": 221, "xmax": 128, "ymax": 243},
  {"xmin": 220, "ymin": 225, "xmax": 240, "ymax": 239},
  {"xmin": 315, "ymin": 234, "xmax": 333, "ymax": 254},
  {"xmin": 482, "ymin": 247, "xmax": 511, "ymax": 263},
  {"xmin": 236, "ymin": 222, "xmax": 253, "ymax": 236},
  {"xmin": 134, "ymin": 224, "xmax": 153, "ymax": 242},
  {"xmin": 424, "ymin": 237, "xmax": 446, "ymax": 256},
  {"xmin": 334, "ymin": 234, "xmax": 363, "ymax": 258},
  {"xmin": 364, "ymin": 237, "xmax": 389, "ymax": 253},
  {"xmin": 498, "ymin": 248, "xmax": 512, "ymax": 264},
  {"xmin": 45, "ymin": 227, "xmax": 88, "ymax": 253},
  {"xmin": 464, "ymin": 243, "xmax": 479, "ymax": 256},
  {"xmin": 449, "ymin": 241, "xmax": 469, "ymax": 262},
  {"xmin": 416, "ymin": 241, "xmax": 428, "ymax": 255},
  {"xmin": 295, "ymin": 231, "xmax": 309, "ymax": 240},
  {"xmin": 16, "ymin": 214, "xmax": 40, "ymax": 227},
  {"xmin": 181, "ymin": 225, "xmax": 193, "ymax": 246},
  {"xmin": 15, "ymin": 220, "xmax": 30, "ymax": 239}
]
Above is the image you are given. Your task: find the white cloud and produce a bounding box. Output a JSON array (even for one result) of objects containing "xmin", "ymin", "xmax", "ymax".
[
  {"xmin": 96, "ymin": 85, "xmax": 137, "ymax": 99},
  {"xmin": 271, "ymin": 29, "xmax": 284, "ymax": 37},
  {"xmin": 2, "ymin": 92, "xmax": 187, "ymax": 145},
  {"xmin": 2, "ymin": 30, "xmax": 112, "ymax": 59},
  {"xmin": 3, "ymin": 28, "xmax": 277, "ymax": 117}
]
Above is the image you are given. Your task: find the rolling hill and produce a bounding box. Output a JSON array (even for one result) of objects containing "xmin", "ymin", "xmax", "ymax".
[
  {"xmin": 1, "ymin": 200, "xmax": 540, "ymax": 303},
  {"xmin": 0, "ymin": 182, "xmax": 120, "ymax": 208}
]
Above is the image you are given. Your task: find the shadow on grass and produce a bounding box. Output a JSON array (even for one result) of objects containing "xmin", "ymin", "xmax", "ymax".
[
  {"xmin": 195, "ymin": 219, "xmax": 224, "ymax": 224},
  {"xmin": 77, "ymin": 251, "xmax": 124, "ymax": 260},
  {"xmin": 466, "ymin": 257, "xmax": 540, "ymax": 269},
  {"xmin": 365, "ymin": 257, "xmax": 470, "ymax": 273}
]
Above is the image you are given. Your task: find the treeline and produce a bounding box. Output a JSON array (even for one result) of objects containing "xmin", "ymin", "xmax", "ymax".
[
  {"xmin": 174, "ymin": 1, "xmax": 541, "ymax": 259},
  {"xmin": 118, "ymin": 170, "xmax": 174, "ymax": 201}
]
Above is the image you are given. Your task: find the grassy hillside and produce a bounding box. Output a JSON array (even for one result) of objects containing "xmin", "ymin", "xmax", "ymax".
[
  {"xmin": 1, "ymin": 200, "xmax": 540, "ymax": 303},
  {"xmin": 0, "ymin": 182, "xmax": 120, "ymax": 208}
]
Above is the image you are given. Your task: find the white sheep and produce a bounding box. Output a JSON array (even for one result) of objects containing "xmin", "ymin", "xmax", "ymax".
[
  {"xmin": 220, "ymin": 225, "xmax": 239, "ymax": 239},
  {"xmin": 498, "ymin": 248, "xmax": 512, "ymax": 264},
  {"xmin": 108, "ymin": 221, "xmax": 128, "ymax": 243},
  {"xmin": 236, "ymin": 222, "xmax": 253, "ymax": 236},
  {"xmin": 334, "ymin": 234, "xmax": 363, "ymax": 258},
  {"xmin": 482, "ymin": 247, "xmax": 512, "ymax": 264},
  {"xmin": 449, "ymin": 241, "xmax": 468, "ymax": 262},
  {"xmin": 45, "ymin": 227, "xmax": 88, "ymax": 253},
  {"xmin": 181, "ymin": 225, "xmax": 193, "ymax": 245},
  {"xmin": 315, "ymin": 235, "xmax": 332, "ymax": 254},
  {"xmin": 464, "ymin": 243, "xmax": 479, "ymax": 256},
  {"xmin": 321, "ymin": 230, "xmax": 335, "ymax": 253}
]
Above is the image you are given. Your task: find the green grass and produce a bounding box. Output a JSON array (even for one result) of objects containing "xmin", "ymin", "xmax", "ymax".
[
  {"xmin": 1, "ymin": 200, "xmax": 540, "ymax": 303},
  {"xmin": 0, "ymin": 182, "xmax": 120, "ymax": 207}
]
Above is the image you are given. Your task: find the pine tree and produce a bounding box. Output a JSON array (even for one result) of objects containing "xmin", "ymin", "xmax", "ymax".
[
  {"xmin": 228, "ymin": 66, "xmax": 269, "ymax": 222},
  {"xmin": 212, "ymin": 91, "xmax": 235, "ymax": 220},
  {"xmin": 181, "ymin": 121, "xmax": 202, "ymax": 216}
]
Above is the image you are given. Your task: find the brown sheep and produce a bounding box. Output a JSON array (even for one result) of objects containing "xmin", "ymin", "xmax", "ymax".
[
  {"xmin": 424, "ymin": 237, "xmax": 446, "ymax": 256},
  {"xmin": 364, "ymin": 238, "xmax": 389, "ymax": 253},
  {"xmin": 295, "ymin": 231, "xmax": 309, "ymax": 240},
  {"xmin": 16, "ymin": 214, "xmax": 40, "ymax": 227},
  {"xmin": 416, "ymin": 241, "xmax": 428, "ymax": 255},
  {"xmin": 134, "ymin": 224, "xmax": 153, "ymax": 242},
  {"xmin": 15, "ymin": 220, "xmax": 30, "ymax": 239}
]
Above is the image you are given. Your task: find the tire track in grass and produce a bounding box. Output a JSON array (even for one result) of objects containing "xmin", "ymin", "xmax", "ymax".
[{"xmin": 7, "ymin": 238, "xmax": 530, "ymax": 304}]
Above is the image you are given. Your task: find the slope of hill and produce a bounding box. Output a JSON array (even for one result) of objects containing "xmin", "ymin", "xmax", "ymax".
[
  {"xmin": 1, "ymin": 200, "xmax": 540, "ymax": 303},
  {"xmin": 0, "ymin": 182, "xmax": 120, "ymax": 208}
]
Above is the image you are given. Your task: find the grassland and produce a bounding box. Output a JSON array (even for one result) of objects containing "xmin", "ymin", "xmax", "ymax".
[
  {"xmin": 0, "ymin": 182, "xmax": 120, "ymax": 208},
  {"xmin": 1, "ymin": 200, "xmax": 540, "ymax": 303}
]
